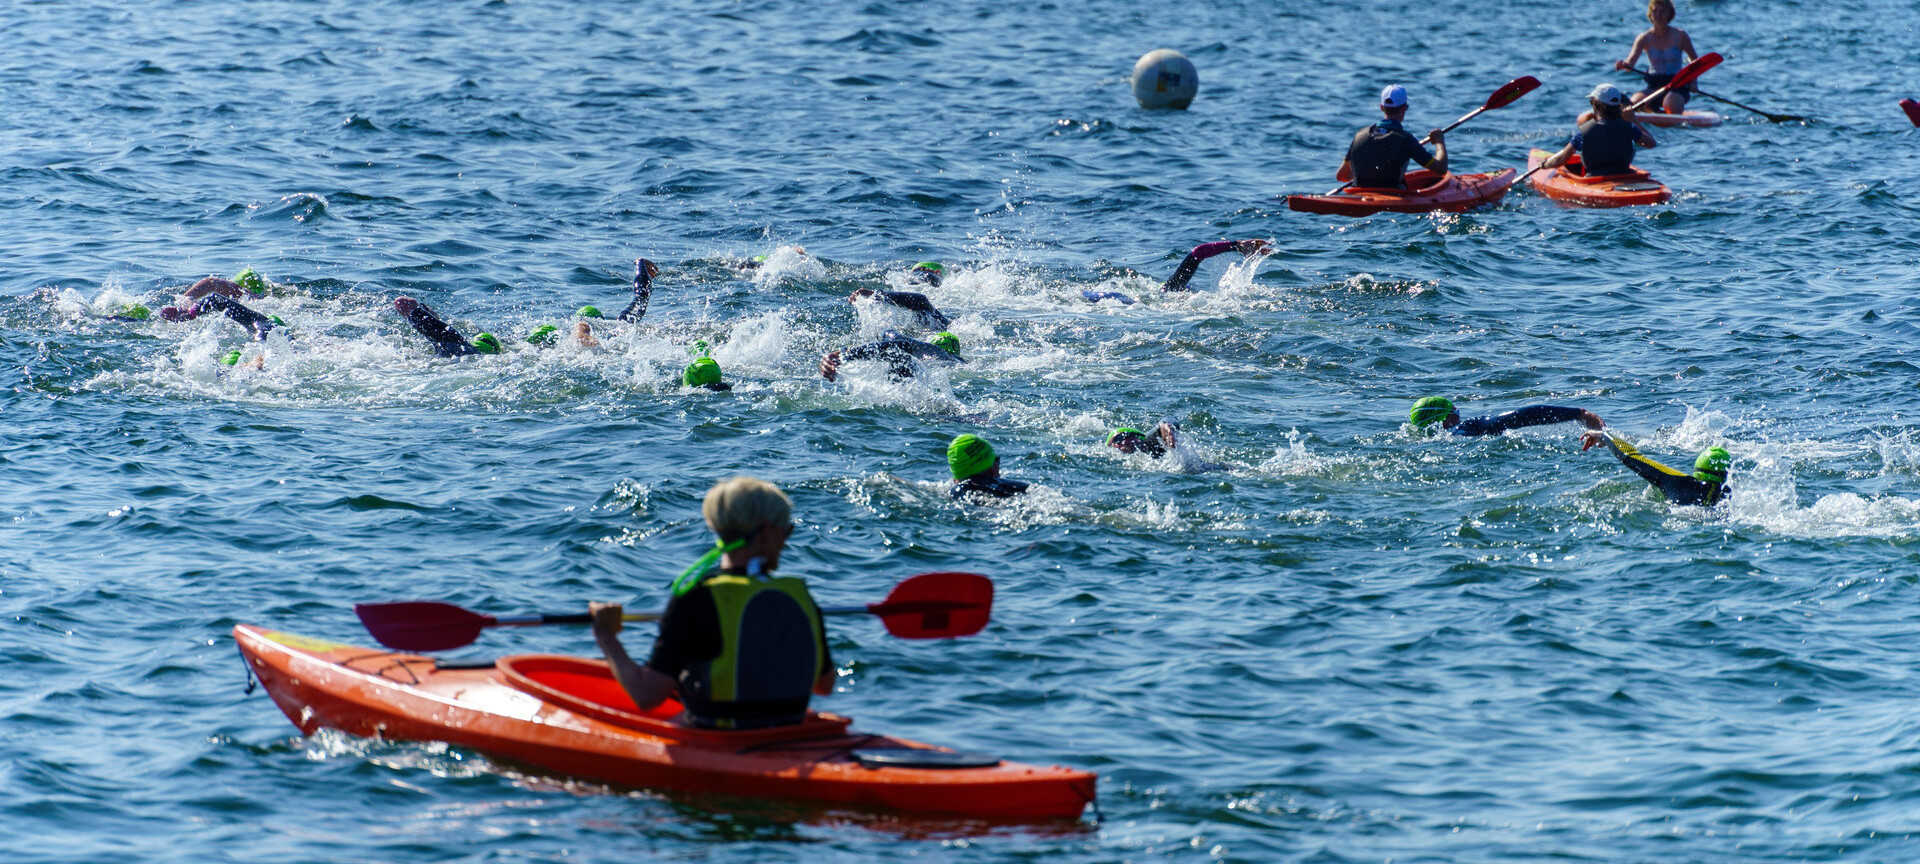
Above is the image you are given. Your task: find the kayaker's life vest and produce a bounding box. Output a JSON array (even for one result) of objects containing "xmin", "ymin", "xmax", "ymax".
[
  {"xmin": 1346, "ymin": 121, "xmax": 1428, "ymax": 188},
  {"xmin": 1574, "ymin": 117, "xmax": 1640, "ymax": 177},
  {"xmin": 678, "ymin": 574, "xmax": 825, "ymax": 729}
]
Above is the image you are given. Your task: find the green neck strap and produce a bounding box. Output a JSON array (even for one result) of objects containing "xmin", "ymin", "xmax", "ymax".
[{"xmin": 670, "ymin": 538, "xmax": 746, "ymax": 597}]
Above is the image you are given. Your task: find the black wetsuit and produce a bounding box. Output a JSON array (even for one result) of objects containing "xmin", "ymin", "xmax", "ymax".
[
  {"xmin": 1599, "ymin": 435, "xmax": 1727, "ymax": 506},
  {"xmin": 199, "ymin": 294, "xmax": 276, "ymax": 342},
  {"xmin": 398, "ymin": 300, "xmax": 480, "ymax": 357},
  {"xmin": 868, "ymin": 290, "xmax": 950, "ymax": 329},
  {"xmin": 619, "ymin": 259, "xmax": 654, "ymax": 323},
  {"xmin": 1571, "ymin": 116, "xmax": 1655, "ymax": 176},
  {"xmin": 1451, "ymin": 405, "xmax": 1589, "ymax": 437},
  {"xmin": 837, "ymin": 332, "xmax": 962, "ymax": 379},
  {"xmin": 950, "ymin": 476, "xmax": 1029, "ymax": 501},
  {"xmin": 1345, "ymin": 119, "xmax": 1435, "ymax": 188}
]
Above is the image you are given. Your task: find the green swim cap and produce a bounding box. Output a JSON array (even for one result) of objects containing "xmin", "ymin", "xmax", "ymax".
[
  {"xmin": 1106, "ymin": 427, "xmax": 1146, "ymax": 446},
  {"xmin": 268, "ymin": 314, "xmax": 286, "ymax": 327},
  {"xmin": 471, "ymin": 332, "xmax": 502, "ymax": 355},
  {"xmin": 913, "ymin": 261, "xmax": 945, "ymax": 274},
  {"xmin": 577, "ymin": 305, "xmax": 603, "ymax": 319},
  {"xmin": 948, "ymin": 434, "xmax": 996, "ymax": 481},
  {"xmin": 120, "ymin": 303, "xmax": 151, "ymax": 321},
  {"xmin": 234, "ymin": 268, "xmax": 266, "ymax": 295},
  {"xmin": 1410, "ymin": 396, "xmax": 1455, "ymax": 429},
  {"xmin": 683, "ymin": 356, "xmax": 723, "ymax": 388},
  {"xmin": 526, "ymin": 323, "xmax": 559, "ymax": 345},
  {"xmin": 1694, "ymin": 446, "xmax": 1731, "ymax": 482},
  {"xmin": 221, "ymin": 350, "xmax": 241, "ymax": 366},
  {"xmin": 931, "ymin": 332, "xmax": 960, "ymax": 355},
  {"xmin": 690, "ymin": 339, "xmax": 711, "ymax": 357},
  {"xmin": 752, "ymin": 254, "xmax": 769, "ymax": 264}
]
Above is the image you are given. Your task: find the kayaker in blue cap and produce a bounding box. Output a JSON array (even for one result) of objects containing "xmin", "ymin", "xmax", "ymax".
[
  {"xmin": 1541, "ymin": 84, "xmax": 1658, "ymax": 176},
  {"xmin": 1583, "ymin": 430, "xmax": 1730, "ymax": 506},
  {"xmin": 1409, "ymin": 397, "xmax": 1604, "ymax": 437},
  {"xmin": 590, "ymin": 476, "xmax": 833, "ymax": 729},
  {"xmin": 1337, "ymin": 84, "xmax": 1449, "ymax": 189}
]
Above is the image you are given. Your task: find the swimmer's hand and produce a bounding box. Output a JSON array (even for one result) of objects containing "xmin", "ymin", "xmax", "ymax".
[
  {"xmin": 1581, "ymin": 431, "xmax": 1606, "ymax": 452},
  {"xmin": 1235, "ymin": 239, "xmax": 1270, "ymax": 256},
  {"xmin": 820, "ymin": 351, "xmax": 842, "ymax": 382}
]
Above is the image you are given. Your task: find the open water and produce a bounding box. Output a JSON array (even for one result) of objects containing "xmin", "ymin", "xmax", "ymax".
[{"xmin": 6, "ymin": 0, "xmax": 1920, "ymax": 861}]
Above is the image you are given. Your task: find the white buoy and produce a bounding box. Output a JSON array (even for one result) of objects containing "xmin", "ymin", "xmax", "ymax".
[{"xmin": 1130, "ymin": 49, "xmax": 1198, "ymax": 110}]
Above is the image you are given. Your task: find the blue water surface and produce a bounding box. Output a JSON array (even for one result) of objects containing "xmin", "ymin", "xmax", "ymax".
[{"xmin": 7, "ymin": 0, "xmax": 1920, "ymax": 861}]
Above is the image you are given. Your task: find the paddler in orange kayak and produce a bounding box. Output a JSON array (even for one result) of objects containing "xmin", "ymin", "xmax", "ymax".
[
  {"xmin": 1336, "ymin": 84, "xmax": 1449, "ymax": 189},
  {"xmin": 1615, "ymin": 0, "xmax": 1700, "ymax": 115},
  {"xmin": 589, "ymin": 477, "xmax": 833, "ymax": 729},
  {"xmin": 1537, "ymin": 84, "xmax": 1657, "ymax": 176}
]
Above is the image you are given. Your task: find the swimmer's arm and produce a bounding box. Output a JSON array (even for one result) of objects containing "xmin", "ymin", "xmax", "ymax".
[
  {"xmin": 1603, "ymin": 434, "xmax": 1691, "ymax": 490},
  {"xmin": 396, "ymin": 297, "xmax": 475, "ymax": 357},
  {"xmin": 1484, "ymin": 405, "xmax": 1595, "ymax": 433},
  {"xmin": 1160, "ymin": 241, "xmax": 1241, "ymax": 292},
  {"xmin": 182, "ymin": 276, "xmax": 246, "ymax": 303},
  {"xmin": 618, "ymin": 259, "xmax": 653, "ymax": 323},
  {"xmin": 203, "ymin": 294, "xmax": 274, "ymax": 342}
]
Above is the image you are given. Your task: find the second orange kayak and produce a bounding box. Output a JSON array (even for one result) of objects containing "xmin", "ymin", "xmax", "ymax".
[
  {"xmin": 1286, "ymin": 168, "xmax": 1518, "ymax": 217},
  {"xmin": 234, "ymin": 624, "xmax": 1096, "ymax": 820},
  {"xmin": 1526, "ymin": 149, "xmax": 1671, "ymax": 208}
]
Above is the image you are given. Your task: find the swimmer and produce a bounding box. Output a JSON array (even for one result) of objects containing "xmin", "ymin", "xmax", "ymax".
[
  {"xmin": 1540, "ymin": 84, "xmax": 1657, "ymax": 177},
  {"xmin": 1106, "ymin": 420, "xmax": 1227, "ymax": 472},
  {"xmin": 528, "ymin": 258, "xmax": 659, "ymax": 345},
  {"xmin": 850, "ymin": 262, "xmax": 951, "ymax": 328},
  {"xmin": 1409, "ymin": 397, "xmax": 1604, "ymax": 437},
  {"xmin": 393, "ymin": 296, "xmax": 502, "ymax": 357},
  {"xmin": 737, "ymin": 246, "xmax": 808, "ymax": 271},
  {"xmin": 1336, "ymin": 84, "xmax": 1447, "ymax": 189},
  {"xmin": 1582, "ymin": 431, "xmax": 1729, "ymax": 506},
  {"xmin": 948, "ymin": 434, "xmax": 1029, "ymax": 501},
  {"xmin": 1615, "ymin": 0, "xmax": 1700, "ymax": 115},
  {"xmin": 684, "ymin": 341, "xmax": 732, "ymax": 392},
  {"xmin": 160, "ymin": 293, "xmax": 281, "ymax": 342},
  {"xmin": 820, "ymin": 331, "xmax": 962, "ymax": 382},
  {"xmin": 1083, "ymin": 239, "xmax": 1270, "ymax": 304}
]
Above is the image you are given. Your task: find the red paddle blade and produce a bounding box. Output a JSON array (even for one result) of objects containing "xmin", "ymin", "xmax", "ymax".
[
  {"xmin": 1902, "ymin": 98, "xmax": 1920, "ymax": 127},
  {"xmin": 355, "ymin": 601, "xmax": 496, "ymax": 651},
  {"xmin": 869, "ymin": 572, "xmax": 992, "ymax": 639},
  {"xmin": 1666, "ymin": 52, "xmax": 1722, "ymax": 92},
  {"xmin": 1482, "ymin": 75, "xmax": 1541, "ymax": 111}
]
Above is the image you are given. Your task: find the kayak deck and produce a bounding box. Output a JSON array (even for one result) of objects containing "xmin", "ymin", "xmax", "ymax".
[
  {"xmin": 234, "ymin": 624, "xmax": 1094, "ymax": 819},
  {"xmin": 1286, "ymin": 168, "xmax": 1517, "ymax": 217},
  {"xmin": 1525, "ymin": 149, "xmax": 1671, "ymax": 208}
]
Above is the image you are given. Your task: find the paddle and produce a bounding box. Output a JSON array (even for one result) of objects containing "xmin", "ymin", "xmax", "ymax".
[
  {"xmin": 1321, "ymin": 75, "xmax": 1541, "ymax": 194},
  {"xmin": 356, "ymin": 571, "xmax": 994, "ymax": 651},
  {"xmin": 1628, "ymin": 66, "xmax": 1806, "ymax": 123},
  {"xmin": 1900, "ymin": 98, "xmax": 1920, "ymax": 127},
  {"xmin": 1624, "ymin": 52, "xmax": 1723, "ymax": 114}
]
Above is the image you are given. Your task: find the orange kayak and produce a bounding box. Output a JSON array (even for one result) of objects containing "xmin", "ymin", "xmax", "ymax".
[
  {"xmin": 1526, "ymin": 149, "xmax": 1670, "ymax": 208},
  {"xmin": 1286, "ymin": 168, "xmax": 1517, "ymax": 217},
  {"xmin": 235, "ymin": 624, "xmax": 1095, "ymax": 819}
]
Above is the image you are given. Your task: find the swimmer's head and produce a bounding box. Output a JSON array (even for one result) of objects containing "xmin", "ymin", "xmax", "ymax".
[
  {"xmin": 1410, "ymin": 396, "xmax": 1457, "ymax": 430},
  {"xmin": 268, "ymin": 315, "xmax": 286, "ymax": 327},
  {"xmin": 911, "ymin": 261, "xmax": 945, "ymax": 287},
  {"xmin": 1107, "ymin": 427, "xmax": 1149, "ymax": 453},
  {"xmin": 1694, "ymin": 446, "xmax": 1731, "ymax": 483},
  {"xmin": 576, "ymin": 305, "xmax": 602, "ymax": 319},
  {"xmin": 221, "ymin": 350, "xmax": 241, "ymax": 366},
  {"xmin": 526, "ymin": 323, "xmax": 559, "ymax": 345},
  {"xmin": 119, "ymin": 303, "xmax": 151, "ymax": 321},
  {"xmin": 948, "ymin": 433, "xmax": 997, "ymax": 481},
  {"xmin": 233, "ymin": 268, "xmax": 267, "ymax": 295},
  {"xmin": 684, "ymin": 356, "xmax": 724, "ymax": 388},
  {"xmin": 691, "ymin": 340, "xmax": 711, "ymax": 358},
  {"xmin": 470, "ymin": 333, "xmax": 503, "ymax": 355},
  {"xmin": 930, "ymin": 332, "xmax": 960, "ymax": 356}
]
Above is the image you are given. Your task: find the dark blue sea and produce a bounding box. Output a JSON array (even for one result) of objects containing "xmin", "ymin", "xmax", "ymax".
[{"xmin": 8, "ymin": 0, "xmax": 1920, "ymax": 861}]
